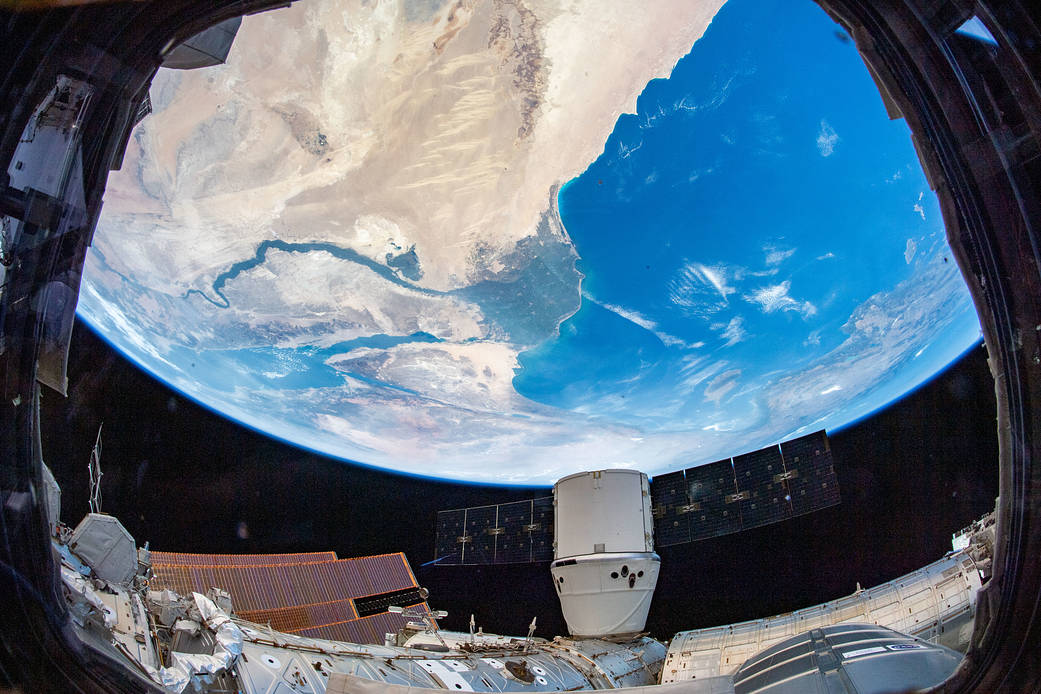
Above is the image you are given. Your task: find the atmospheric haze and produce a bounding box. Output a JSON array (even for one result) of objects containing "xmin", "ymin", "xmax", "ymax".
[{"xmin": 81, "ymin": 0, "xmax": 979, "ymax": 483}]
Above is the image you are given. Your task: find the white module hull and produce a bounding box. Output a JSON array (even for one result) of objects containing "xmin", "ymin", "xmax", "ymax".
[{"xmin": 551, "ymin": 553, "xmax": 661, "ymax": 639}]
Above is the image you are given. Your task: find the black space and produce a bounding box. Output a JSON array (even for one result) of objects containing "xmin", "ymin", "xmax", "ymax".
[{"xmin": 40, "ymin": 320, "xmax": 998, "ymax": 641}]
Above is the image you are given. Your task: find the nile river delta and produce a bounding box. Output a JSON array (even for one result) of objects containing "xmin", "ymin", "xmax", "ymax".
[{"xmin": 80, "ymin": 0, "xmax": 981, "ymax": 483}]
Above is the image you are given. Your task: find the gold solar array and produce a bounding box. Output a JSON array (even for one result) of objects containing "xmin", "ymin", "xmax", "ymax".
[
  {"xmin": 149, "ymin": 551, "xmax": 337, "ymax": 567},
  {"xmin": 150, "ymin": 551, "xmax": 428, "ymax": 644}
]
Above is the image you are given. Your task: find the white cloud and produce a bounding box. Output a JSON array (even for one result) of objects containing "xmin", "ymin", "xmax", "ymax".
[
  {"xmin": 913, "ymin": 191, "xmax": 926, "ymax": 220},
  {"xmin": 677, "ymin": 354, "xmax": 725, "ymax": 389},
  {"xmin": 618, "ymin": 140, "xmax": 642, "ymax": 159},
  {"xmin": 712, "ymin": 315, "xmax": 747, "ymax": 347},
  {"xmin": 669, "ymin": 261, "xmax": 740, "ymax": 318},
  {"xmin": 325, "ymin": 340, "xmax": 522, "ymax": 411},
  {"xmin": 598, "ymin": 300, "xmax": 656, "ymax": 332},
  {"xmin": 682, "ymin": 369, "xmax": 719, "ymax": 389},
  {"xmin": 904, "ymin": 238, "xmax": 917, "ymax": 264},
  {"xmin": 79, "ymin": 281, "xmax": 178, "ymax": 371},
  {"xmin": 820, "ymin": 384, "xmax": 842, "ymax": 395},
  {"xmin": 764, "ymin": 245, "xmax": 796, "ymax": 267},
  {"xmin": 885, "ymin": 170, "xmax": 903, "ymax": 184},
  {"xmin": 816, "ymin": 119, "xmax": 839, "ymax": 156},
  {"xmin": 704, "ymin": 369, "xmax": 741, "ymax": 405},
  {"xmin": 688, "ymin": 166, "xmax": 715, "ymax": 183},
  {"xmin": 592, "ymin": 295, "xmax": 692, "ymax": 349},
  {"xmin": 698, "ymin": 264, "xmax": 733, "ymax": 300},
  {"xmin": 674, "ymin": 74, "xmax": 738, "ymax": 115},
  {"xmin": 743, "ymin": 281, "xmax": 816, "ymax": 317},
  {"xmin": 761, "ymin": 252, "xmax": 977, "ymax": 438},
  {"xmin": 804, "ymin": 329, "xmax": 821, "ymax": 347},
  {"xmin": 816, "ymin": 252, "xmax": 835, "ymax": 261}
]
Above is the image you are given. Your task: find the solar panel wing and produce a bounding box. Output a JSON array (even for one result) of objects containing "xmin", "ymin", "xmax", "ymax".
[
  {"xmin": 432, "ymin": 433, "xmax": 837, "ymax": 563},
  {"xmin": 497, "ymin": 499, "xmax": 536, "ymax": 564},
  {"xmin": 462, "ymin": 505, "xmax": 498, "ymax": 565},
  {"xmin": 650, "ymin": 469, "xmax": 692, "ymax": 547},
  {"xmin": 149, "ymin": 551, "xmax": 337, "ymax": 567},
  {"xmin": 732, "ymin": 445, "xmax": 792, "ymax": 530},
  {"xmin": 432, "ymin": 496, "xmax": 554, "ymax": 565},
  {"xmin": 531, "ymin": 496, "xmax": 555, "ymax": 562},
  {"xmin": 781, "ymin": 430, "xmax": 840, "ymax": 516},
  {"xmin": 150, "ymin": 551, "xmax": 424, "ymax": 643},
  {"xmin": 357, "ymin": 554, "xmax": 416, "ymax": 595},
  {"xmin": 687, "ymin": 459, "xmax": 743, "ymax": 541},
  {"xmin": 434, "ymin": 509, "xmax": 466, "ymax": 565}
]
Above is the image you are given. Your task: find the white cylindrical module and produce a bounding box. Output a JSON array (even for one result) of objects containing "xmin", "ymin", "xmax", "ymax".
[
  {"xmin": 553, "ymin": 469, "xmax": 654, "ymax": 558},
  {"xmin": 550, "ymin": 470, "xmax": 660, "ymax": 638}
]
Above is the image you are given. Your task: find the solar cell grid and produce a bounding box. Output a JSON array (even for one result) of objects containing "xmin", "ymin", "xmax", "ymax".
[
  {"xmin": 296, "ymin": 610, "xmax": 421, "ymax": 645},
  {"xmin": 732, "ymin": 446, "xmax": 792, "ymax": 529},
  {"xmin": 649, "ymin": 469, "xmax": 692, "ymax": 547},
  {"xmin": 431, "ymin": 496, "xmax": 555, "ymax": 565},
  {"xmin": 531, "ymin": 496, "xmax": 555, "ymax": 562},
  {"xmin": 238, "ymin": 598, "xmax": 358, "ymax": 633},
  {"xmin": 428, "ymin": 433, "xmax": 837, "ymax": 560},
  {"xmin": 497, "ymin": 499, "xmax": 534, "ymax": 564},
  {"xmin": 462, "ymin": 505, "xmax": 498, "ymax": 565},
  {"xmin": 781, "ymin": 431, "xmax": 840, "ymax": 516},
  {"xmin": 150, "ymin": 551, "xmax": 422, "ymax": 640},
  {"xmin": 434, "ymin": 509, "xmax": 466, "ymax": 565},
  {"xmin": 356, "ymin": 554, "xmax": 415, "ymax": 595},
  {"xmin": 309, "ymin": 600, "xmax": 363, "ymax": 630},
  {"xmin": 328, "ymin": 558, "xmax": 367, "ymax": 598},
  {"xmin": 149, "ymin": 549, "xmax": 438, "ymax": 646},
  {"xmin": 149, "ymin": 551, "xmax": 336, "ymax": 567},
  {"xmin": 238, "ymin": 604, "xmax": 311, "ymax": 633},
  {"xmin": 687, "ymin": 459, "xmax": 742, "ymax": 541}
]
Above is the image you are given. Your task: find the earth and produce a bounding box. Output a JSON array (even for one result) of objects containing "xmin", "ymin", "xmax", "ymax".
[{"xmin": 80, "ymin": 0, "xmax": 981, "ymax": 484}]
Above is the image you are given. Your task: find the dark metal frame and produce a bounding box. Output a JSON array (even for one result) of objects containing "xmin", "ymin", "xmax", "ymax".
[{"xmin": 811, "ymin": 3, "xmax": 1041, "ymax": 689}]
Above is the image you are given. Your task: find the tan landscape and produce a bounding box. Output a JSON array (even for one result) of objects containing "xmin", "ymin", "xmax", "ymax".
[
  {"xmin": 103, "ymin": 0, "xmax": 726, "ymax": 296},
  {"xmin": 85, "ymin": 0, "xmax": 734, "ymax": 480}
]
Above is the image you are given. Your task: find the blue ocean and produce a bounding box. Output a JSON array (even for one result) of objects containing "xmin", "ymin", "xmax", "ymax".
[{"xmin": 512, "ymin": 0, "xmax": 973, "ymax": 434}]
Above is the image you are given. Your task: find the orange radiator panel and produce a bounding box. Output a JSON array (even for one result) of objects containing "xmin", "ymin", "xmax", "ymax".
[
  {"xmin": 149, "ymin": 550, "xmax": 422, "ymax": 644},
  {"xmin": 150, "ymin": 551, "xmax": 337, "ymax": 567}
]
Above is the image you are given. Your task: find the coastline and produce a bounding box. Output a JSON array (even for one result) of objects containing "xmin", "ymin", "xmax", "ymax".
[{"xmin": 87, "ymin": 0, "xmax": 733, "ymax": 481}]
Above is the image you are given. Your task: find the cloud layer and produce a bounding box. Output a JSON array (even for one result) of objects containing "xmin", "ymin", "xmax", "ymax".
[{"xmin": 816, "ymin": 119, "xmax": 839, "ymax": 156}]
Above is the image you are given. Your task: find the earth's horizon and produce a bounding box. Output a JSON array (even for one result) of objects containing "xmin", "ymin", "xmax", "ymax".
[{"xmin": 79, "ymin": 0, "xmax": 982, "ymax": 484}]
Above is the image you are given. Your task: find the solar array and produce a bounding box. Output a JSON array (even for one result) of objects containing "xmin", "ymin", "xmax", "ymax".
[
  {"xmin": 651, "ymin": 430, "xmax": 840, "ymax": 546},
  {"xmin": 433, "ymin": 496, "xmax": 554, "ymax": 565},
  {"xmin": 433, "ymin": 430, "xmax": 839, "ymax": 564},
  {"xmin": 150, "ymin": 551, "xmax": 428, "ymax": 644},
  {"xmin": 147, "ymin": 551, "xmax": 337, "ymax": 567}
]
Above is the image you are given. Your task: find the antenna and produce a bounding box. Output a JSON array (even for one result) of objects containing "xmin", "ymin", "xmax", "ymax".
[
  {"xmin": 88, "ymin": 423, "xmax": 103, "ymax": 514},
  {"xmin": 524, "ymin": 617, "xmax": 537, "ymax": 652}
]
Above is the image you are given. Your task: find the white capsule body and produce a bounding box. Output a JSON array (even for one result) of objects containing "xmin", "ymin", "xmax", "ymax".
[{"xmin": 550, "ymin": 470, "xmax": 660, "ymax": 638}]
